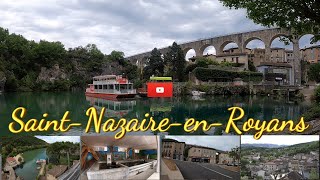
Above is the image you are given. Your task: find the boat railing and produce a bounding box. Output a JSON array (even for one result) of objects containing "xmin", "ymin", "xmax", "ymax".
[{"xmin": 95, "ymin": 89, "xmax": 136, "ymax": 94}]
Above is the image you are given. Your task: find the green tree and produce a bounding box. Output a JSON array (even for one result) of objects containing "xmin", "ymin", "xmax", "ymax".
[
  {"xmin": 143, "ymin": 48, "xmax": 164, "ymax": 78},
  {"xmin": 220, "ymin": 0, "xmax": 320, "ymax": 42},
  {"xmin": 248, "ymin": 60, "xmax": 256, "ymax": 72},
  {"xmin": 108, "ymin": 50, "xmax": 125, "ymax": 65},
  {"xmin": 310, "ymin": 168, "xmax": 319, "ymax": 180},
  {"xmin": 228, "ymin": 147, "xmax": 240, "ymax": 165},
  {"xmin": 164, "ymin": 42, "xmax": 186, "ymax": 81},
  {"xmin": 308, "ymin": 63, "xmax": 320, "ymax": 82}
]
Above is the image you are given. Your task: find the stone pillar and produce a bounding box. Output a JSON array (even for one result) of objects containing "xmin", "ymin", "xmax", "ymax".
[
  {"xmin": 125, "ymin": 148, "xmax": 129, "ymax": 159},
  {"xmin": 195, "ymin": 48, "xmax": 202, "ymax": 57},
  {"xmin": 157, "ymin": 136, "xmax": 161, "ymax": 173},
  {"xmin": 108, "ymin": 146, "xmax": 114, "ymax": 162},
  {"xmin": 292, "ymin": 39, "xmax": 301, "ymax": 86}
]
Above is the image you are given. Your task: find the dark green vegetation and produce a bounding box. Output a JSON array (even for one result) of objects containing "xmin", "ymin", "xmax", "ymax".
[
  {"xmin": 308, "ymin": 63, "xmax": 320, "ymax": 83},
  {"xmin": 194, "ymin": 67, "xmax": 263, "ymax": 82},
  {"xmin": 143, "ymin": 42, "xmax": 186, "ymax": 82},
  {"xmin": 0, "ymin": 27, "xmax": 138, "ymax": 92},
  {"xmin": 303, "ymin": 86, "xmax": 320, "ymax": 121},
  {"xmin": 47, "ymin": 141, "xmax": 80, "ymax": 166},
  {"xmin": 220, "ymin": 0, "xmax": 320, "ymax": 42},
  {"xmin": 1, "ymin": 136, "xmax": 48, "ymax": 167},
  {"xmin": 242, "ymin": 141, "xmax": 319, "ymax": 158}
]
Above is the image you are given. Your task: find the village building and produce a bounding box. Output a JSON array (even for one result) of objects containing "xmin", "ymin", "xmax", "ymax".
[
  {"xmin": 162, "ymin": 138, "xmax": 185, "ymax": 161},
  {"xmin": 187, "ymin": 146, "xmax": 217, "ymax": 164},
  {"xmin": 301, "ymin": 45, "xmax": 320, "ymax": 63}
]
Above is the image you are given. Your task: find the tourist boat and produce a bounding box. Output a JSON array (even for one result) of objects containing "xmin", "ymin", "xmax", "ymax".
[
  {"xmin": 191, "ymin": 90, "xmax": 206, "ymax": 96},
  {"xmin": 85, "ymin": 75, "xmax": 136, "ymax": 99},
  {"xmin": 36, "ymin": 159, "xmax": 46, "ymax": 164}
]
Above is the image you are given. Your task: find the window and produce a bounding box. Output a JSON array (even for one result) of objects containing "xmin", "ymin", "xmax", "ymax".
[
  {"xmin": 99, "ymin": 85, "xmax": 102, "ymax": 89},
  {"xmin": 108, "ymin": 84, "xmax": 114, "ymax": 89},
  {"xmin": 103, "ymin": 85, "xmax": 107, "ymax": 89},
  {"xmin": 94, "ymin": 85, "xmax": 98, "ymax": 89}
]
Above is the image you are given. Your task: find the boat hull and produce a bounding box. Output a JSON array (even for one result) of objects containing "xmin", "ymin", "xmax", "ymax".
[{"xmin": 85, "ymin": 92, "xmax": 136, "ymax": 100}]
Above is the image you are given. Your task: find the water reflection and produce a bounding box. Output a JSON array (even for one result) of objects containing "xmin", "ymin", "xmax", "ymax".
[
  {"xmin": 86, "ymin": 96, "xmax": 136, "ymax": 118},
  {"xmin": 0, "ymin": 92, "xmax": 311, "ymax": 136}
]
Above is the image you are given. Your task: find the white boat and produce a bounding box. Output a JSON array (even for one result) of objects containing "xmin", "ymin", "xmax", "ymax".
[
  {"xmin": 192, "ymin": 90, "xmax": 206, "ymax": 96},
  {"xmin": 36, "ymin": 159, "xmax": 46, "ymax": 164},
  {"xmin": 85, "ymin": 75, "xmax": 136, "ymax": 99}
]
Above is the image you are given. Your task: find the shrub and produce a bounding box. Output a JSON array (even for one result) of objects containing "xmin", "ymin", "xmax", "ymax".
[
  {"xmin": 194, "ymin": 67, "xmax": 263, "ymax": 82},
  {"xmin": 314, "ymin": 86, "xmax": 320, "ymax": 103}
]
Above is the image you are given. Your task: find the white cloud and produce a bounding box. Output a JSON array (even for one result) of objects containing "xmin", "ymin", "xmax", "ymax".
[
  {"xmin": 1, "ymin": 0, "xmax": 318, "ymax": 58},
  {"xmin": 165, "ymin": 135, "xmax": 239, "ymax": 151}
]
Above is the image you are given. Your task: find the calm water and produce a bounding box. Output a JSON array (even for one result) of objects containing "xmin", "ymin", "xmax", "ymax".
[
  {"xmin": 15, "ymin": 148, "xmax": 47, "ymax": 180},
  {"xmin": 0, "ymin": 92, "xmax": 311, "ymax": 136}
]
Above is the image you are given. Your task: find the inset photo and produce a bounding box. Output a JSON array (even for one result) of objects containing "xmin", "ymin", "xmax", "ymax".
[
  {"xmin": 81, "ymin": 136, "xmax": 160, "ymax": 180},
  {"xmin": 1, "ymin": 136, "xmax": 80, "ymax": 180},
  {"xmin": 161, "ymin": 136, "xmax": 240, "ymax": 180},
  {"xmin": 241, "ymin": 135, "xmax": 319, "ymax": 180}
]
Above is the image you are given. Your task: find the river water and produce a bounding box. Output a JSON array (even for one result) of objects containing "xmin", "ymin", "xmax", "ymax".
[
  {"xmin": 0, "ymin": 92, "xmax": 311, "ymax": 136},
  {"xmin": 14, "ymin": 148, "xmax": 47, "ymax": 180}
]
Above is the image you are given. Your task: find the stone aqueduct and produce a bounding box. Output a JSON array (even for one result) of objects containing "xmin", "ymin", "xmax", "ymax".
[{"xmin": 126, "ymin": 28, "xmax": 304, "ymax": 85}]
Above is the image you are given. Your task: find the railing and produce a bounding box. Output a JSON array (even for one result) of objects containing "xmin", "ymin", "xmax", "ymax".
[
  {"xmin": 94, "ymin": 89, "xmax": 136, "ymax": 94},
  {"xmin": 128, "ymin": 160, "xmax": 157, "ymax": 177}
]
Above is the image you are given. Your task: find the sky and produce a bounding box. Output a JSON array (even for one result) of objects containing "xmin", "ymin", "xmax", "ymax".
[
  {"xmin": 165, "ymin": 135, "xmax": 239, "ymax": 151},
  {"xmin": 35, "ymin": 136, "xmax": 80, "ymax": 144},
  {"xmin": 0, "ymin": 0, "xmax": 319, "ymax": 58},
  {"xmin": 241, "ymin": 135, "xmax": 319, "ymax": 146}
]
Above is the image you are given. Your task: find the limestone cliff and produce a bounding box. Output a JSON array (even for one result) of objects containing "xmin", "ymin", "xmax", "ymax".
[{"xmin": 36, "ymin": 64, "xmax": 68, "ymax": 83}]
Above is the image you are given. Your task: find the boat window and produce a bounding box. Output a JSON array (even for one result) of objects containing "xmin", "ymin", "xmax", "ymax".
[
  {"xmin": 94, "ymin": 85, "xmax": 98, "ymax": 89},
  {"xmin": 103, "ymin": 85, "xmax": 107, "ymax": 89},
  {"xmin": 108, "ymin": 85, "xmax": 114, "ymax": 89},
  {"xmin": 128, "ymin": 84, "xmax": 132, "ymax": 89},
  {"xmin": 99, "ymin": 85, "xmax": 102, "ymax": 89},
  {"xmin": 120, "ymin": 84, "xmax": 127, "ymax": 90},
  {"xmin": 115, "ymin": 84, "xmax": 119, "ymax": 90}
]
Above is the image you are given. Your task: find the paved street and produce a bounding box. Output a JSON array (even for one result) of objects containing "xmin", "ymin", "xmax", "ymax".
[{"xmin": 174, "ymin": 160, "xmax": 240, "ymax": 180}]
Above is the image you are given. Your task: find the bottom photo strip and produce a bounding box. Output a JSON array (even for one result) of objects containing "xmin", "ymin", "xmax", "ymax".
[{"xmin": 0, "ymin": 135, "xmax": 318, "ymax": 180}]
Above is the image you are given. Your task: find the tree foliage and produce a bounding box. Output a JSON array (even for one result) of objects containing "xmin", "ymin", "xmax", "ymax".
[
  {"xmin": 220, "ymin": 0, "xmax": 320, "ymax": 42},
  {"xmin": 0, "ymin": 27, "xmax": 138, "ymax": 91},
  {"xmin": 164, "ymin": 42, "xmax": 186, "ymax": 81},
  {"xmin": 143, "ymin": 48, "xmax": 164, "ymax": 79},
  {"xmin": 308, "ymin": 63, "xmax": 320, "ymax": 82}
]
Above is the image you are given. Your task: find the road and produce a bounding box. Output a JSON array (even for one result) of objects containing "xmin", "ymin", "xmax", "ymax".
[
  {"xmin": 174, "ymin": 160, "xmax": 240, "ymax": 180},
  {"xmin": 57, "ymin": 161, "xmax": 80, "ymax": 180}
]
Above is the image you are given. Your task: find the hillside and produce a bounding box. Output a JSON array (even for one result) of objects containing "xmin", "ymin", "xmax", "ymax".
[
  {"xmin": 0, "ymin": 27, "xmax": 138, "ymax": 92},
  {"xmin": 241, "ymin": 143, "xmax": 287, "ymax": 149},
  {"xmin": 1, "ymin": 136, "xmax": 48, "ymax": 147},
  {"xmin": 241, "ymin": 141, "xmax": 319, "ymax": 157}
]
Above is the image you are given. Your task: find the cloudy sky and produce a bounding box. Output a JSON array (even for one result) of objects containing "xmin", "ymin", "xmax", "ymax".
[
  {"xmin": 0, "ymin": 0, "xmax": 318, "ymax": 57},
  {"xmin": 36, "ymin": 136, "xmax": 80, "ymax": 144},
  {"xmin": 165, "ymin": 135, "xmax": 239, "ymax": 151},
  {"xmin": 242, "ymin": 135, "xmax": 319, "ymax": 146}
]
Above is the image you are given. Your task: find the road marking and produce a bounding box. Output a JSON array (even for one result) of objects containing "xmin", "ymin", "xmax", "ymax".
[{"xmin": 197, "ymin": 164, "xmax": 232, "ymax": 179}]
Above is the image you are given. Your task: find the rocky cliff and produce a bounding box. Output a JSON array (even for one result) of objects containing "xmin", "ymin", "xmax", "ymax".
[{"xmin": 37, "ymin": 64, "xmax": 68, "ymax": 83}]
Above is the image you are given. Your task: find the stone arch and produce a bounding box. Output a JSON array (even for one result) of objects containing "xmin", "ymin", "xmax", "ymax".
[
  {"xmin": 184, "ymin": 48, "xmax": 197, "ymax": 61},
  {"xmin": 200, "ymin": 44, "xmax": 217, "ymax": 55},
  {"xmin": 269, "ymin": 34, "xmax": 291, "ymax": 47},
  {"xmin": 220, "ymin": 41, "xmax": 239, "ymax": 54},
  {"xmin": 243, "ymin": 37, "xmax": 266, "ymax": 50},
  {"xmin": 298, "ymin": 34, "xmax": 320, "ymax": 49}
]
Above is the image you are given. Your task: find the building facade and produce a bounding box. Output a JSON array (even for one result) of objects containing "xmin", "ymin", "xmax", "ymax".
[
  {"xmin": 187, "ymin": 146, "xmax": 217, "ymax": 164},
  {"xmin": 301, "ymin": 45, "xmax": 320, "ymax": 63},
  {"xmin": 162, "ymin": 139, "xmax": 185, "ymax": 161}
]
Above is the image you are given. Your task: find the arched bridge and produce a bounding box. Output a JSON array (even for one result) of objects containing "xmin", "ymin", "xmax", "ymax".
[{"xmin": 126, "ymin": 28, "xmax": 303, "ymax": 85}]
